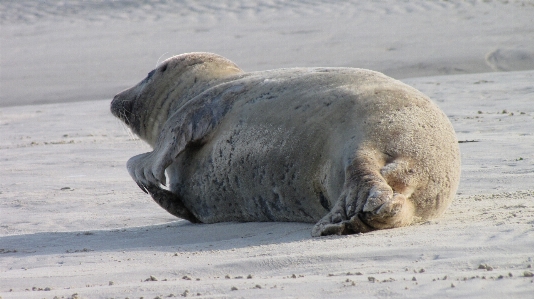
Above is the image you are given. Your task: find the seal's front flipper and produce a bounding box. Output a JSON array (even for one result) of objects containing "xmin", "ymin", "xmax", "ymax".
[
  {"xmin": 127, "ymin": 151, "xmax": 170, "ymax": 190},
  {"xmin": 145, "ymin": 184, "xmax": 201, "ymax": 223},
  {"xmin": 127, "ymin": 82, "xmax": 248, "ymax": 191}
]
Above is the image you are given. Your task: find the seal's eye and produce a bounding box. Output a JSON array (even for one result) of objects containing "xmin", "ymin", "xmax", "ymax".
[{"xmin": 160, "ymin": 64, "xmax": 168, "ymax": 73}]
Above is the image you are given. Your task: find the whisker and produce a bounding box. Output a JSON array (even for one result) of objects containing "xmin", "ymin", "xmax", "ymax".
[{"xmin": 113, "ymin": 111, "xmax": 139, "ymax": 142}]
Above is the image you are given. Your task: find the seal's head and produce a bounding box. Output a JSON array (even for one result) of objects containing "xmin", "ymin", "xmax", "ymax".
[{"xmin": 111, "ymin": 52, "xmax": 243, "ymax": 146}]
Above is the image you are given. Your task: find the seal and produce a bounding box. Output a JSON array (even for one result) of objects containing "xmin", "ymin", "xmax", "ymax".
[{"xmin": 111, "ymin": 52, "xmax": 461, "ymax": 236}]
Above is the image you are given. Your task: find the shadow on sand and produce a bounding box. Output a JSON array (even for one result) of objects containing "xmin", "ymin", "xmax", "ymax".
[{"xmin": 0, "ymin": 221, "xmax": 315, "ymax": 257}]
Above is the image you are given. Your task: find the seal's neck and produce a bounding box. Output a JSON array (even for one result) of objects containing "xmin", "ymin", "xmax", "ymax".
[{"xmin": 143, "ymin": 66, "xmax": 244, "ymax": 147}]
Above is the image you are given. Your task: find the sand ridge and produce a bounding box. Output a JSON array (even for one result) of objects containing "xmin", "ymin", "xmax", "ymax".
[{"xmin": 1, "ymin": 0, "xmax": 534, "ymax": 106}]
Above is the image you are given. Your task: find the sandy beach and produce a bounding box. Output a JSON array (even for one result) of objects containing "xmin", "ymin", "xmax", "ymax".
[
  {"xmin": 1, "ymin": 1, "xmax": 533, "ymax": 298},
  {"xmin": 2, "ymin": 0, "xmax": 534, "ymax": 107}
]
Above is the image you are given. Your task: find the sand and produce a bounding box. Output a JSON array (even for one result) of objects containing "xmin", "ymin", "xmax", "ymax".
[
  {"xmin": 1, "ymin": 1, "xmax": 533, "ymax": 298},
  {"xmin": 1, "ymin": 0, "xmax": 534, "ymax": 106}
]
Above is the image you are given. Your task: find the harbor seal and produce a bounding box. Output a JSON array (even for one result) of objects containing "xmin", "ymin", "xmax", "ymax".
[{"xmin": 111, "ymin": 52, "xmax": 461, "ymax": 236}]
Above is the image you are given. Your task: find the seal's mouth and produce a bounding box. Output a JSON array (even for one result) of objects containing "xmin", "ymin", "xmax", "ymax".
[{"xmin": 110, "ymin": 94, "xmax": 134, "ymax": 127}]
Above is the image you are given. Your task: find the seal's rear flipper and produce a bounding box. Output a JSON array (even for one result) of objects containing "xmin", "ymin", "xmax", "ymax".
[
  {"xmin": 311, "ymin": 148, "xmax": 417, "ymax": 237},
  {"xmin": 145, "ymin": 184, "xmax": 201, "ymax": 223}
]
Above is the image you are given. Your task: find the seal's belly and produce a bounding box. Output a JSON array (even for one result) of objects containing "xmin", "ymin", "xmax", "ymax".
[{"xmin": 168, "ymin": 123, "xmax": 336, "ymax": 223}]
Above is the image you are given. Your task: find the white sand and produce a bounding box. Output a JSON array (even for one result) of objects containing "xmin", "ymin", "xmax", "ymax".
[
  {"xmin": 1, "ymin": 0, "xmax": 534, "ymax": 106},
  {"xmin": 1, "ymin": 1, "xmax": 533, "ymax": 298}
]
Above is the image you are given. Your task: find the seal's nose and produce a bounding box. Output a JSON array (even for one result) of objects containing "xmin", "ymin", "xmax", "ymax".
[
  {"xmin": 110, "ymin": 94, "xmax": 133, "ymax": 125},
  {"xmin": 110, "ymin": 94, "xmax": 121, "ymax": 117}
]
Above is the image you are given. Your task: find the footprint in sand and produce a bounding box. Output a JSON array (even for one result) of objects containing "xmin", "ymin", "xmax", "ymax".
[{"xmin": 485, "ymin": 48, "xmax": 534, "ymax": 71}]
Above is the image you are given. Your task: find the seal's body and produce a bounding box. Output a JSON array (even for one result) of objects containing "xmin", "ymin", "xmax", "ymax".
[{"xmin": 111, "ymin": 53, "xmax": 460, "ymax": 236}]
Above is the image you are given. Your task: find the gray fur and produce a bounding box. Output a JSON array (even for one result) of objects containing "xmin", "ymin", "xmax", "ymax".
[{"xmin": 111, "ymin": 52, "xmax": 461, "ymax": 236}]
